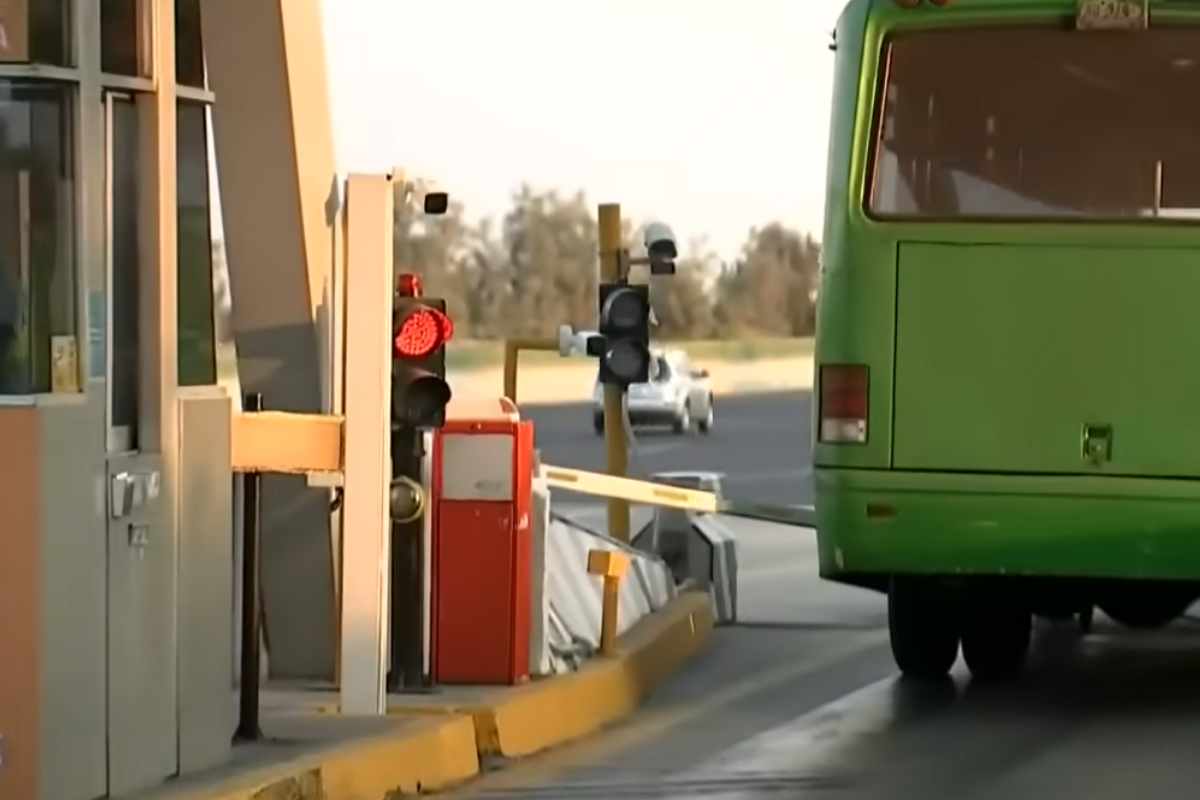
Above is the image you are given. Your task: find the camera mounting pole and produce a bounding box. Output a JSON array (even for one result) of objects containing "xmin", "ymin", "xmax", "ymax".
[{"xmin": 597, "ymin": 203, "xmax": 631, "ymax": 541}]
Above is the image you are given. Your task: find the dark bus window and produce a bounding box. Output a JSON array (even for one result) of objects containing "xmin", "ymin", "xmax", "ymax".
[{"xmin": 868, "ymin": 27, "xmax": 1200, "ymax": 220}]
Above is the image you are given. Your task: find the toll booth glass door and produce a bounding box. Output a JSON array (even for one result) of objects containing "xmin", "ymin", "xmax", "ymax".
[{"xmin": 104, "ymin": 92, "xmax": 140, "ymax": 453}]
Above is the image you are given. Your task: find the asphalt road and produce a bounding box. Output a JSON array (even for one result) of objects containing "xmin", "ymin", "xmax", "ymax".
[
  {"xmin": 440, "ymin": 391, "xmax": 1200, "ymax": 800},
  {"xmin": 525, "ymin": 390, "xmax": 816, "ymax": 508}
]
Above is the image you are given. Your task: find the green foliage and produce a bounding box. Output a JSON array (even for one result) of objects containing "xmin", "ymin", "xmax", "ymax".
[{"xmin": 394, "ymin": 182, "xmax": 820, "ymax": 345}]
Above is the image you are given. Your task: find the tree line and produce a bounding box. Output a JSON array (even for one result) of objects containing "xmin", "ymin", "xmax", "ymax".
[{"xmin": 395, "ymin": 183, "xmax": 820, "ymax": 341}]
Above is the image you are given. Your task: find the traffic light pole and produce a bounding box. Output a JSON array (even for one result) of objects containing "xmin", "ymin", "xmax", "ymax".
[
  {"xmin": 597, "ymin": 203, "xmax": 631, "ymax": 542},
  {"xmin": 388, "ymin": 423, "xmax": 428, "ymax": 691}
]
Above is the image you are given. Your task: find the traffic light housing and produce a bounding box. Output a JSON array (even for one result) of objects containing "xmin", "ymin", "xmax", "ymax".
[
  {"xmin": 392, "ymin": 297, "xmax": 453, "ymax": 429},
  {"xmin": 591, "ymin": 281, "xmax": 651, "ymax": 388}
]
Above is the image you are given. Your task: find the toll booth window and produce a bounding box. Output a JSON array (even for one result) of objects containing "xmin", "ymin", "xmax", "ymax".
[
  {"xmin": 101, "ymin": 0, "xmax": 141, "ymax": 76},
  {"xmin": 175, "ymin": 0, "xmax": 205, "ymax": 88},
  {"xmin": 20, "ymin": 0, "xmax": 72, "ymax": 67},
  {"xmin": 109, "ymin": 94, "xmax": 140, "ymax": 448},
  {"xmin": 176, "ymin": 100, "xmax": 217, "ymax": 386},
  {"xmin": 0, "ymin": 80, "xmax": 76, "ymax": 395},
  {"xmin": 867, "ymin": 27, "xmax": 1200, "ymax": 220}
]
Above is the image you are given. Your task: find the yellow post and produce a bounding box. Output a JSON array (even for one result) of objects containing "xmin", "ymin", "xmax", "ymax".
[
  {"xmin": 503, "ymin": 339, "xmax": 520, "ymax": 402},
  {"xmin": 501, "ymin": 337, "xmax": 559, "ymax": 403},
  {"xmin": 587, "ymin": 549, "xmax": 631, "ymax": 656},
  {"xmin": 597, "ymin": 203, "xmax": 630, "ymax": 541}
]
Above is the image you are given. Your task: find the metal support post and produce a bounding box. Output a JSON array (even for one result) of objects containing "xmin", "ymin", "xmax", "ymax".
[
  {"xmin": 389, "ymin": 424, "xmax": 429, "ymax": 691},
  {"xmin": 234, "ymin": 392, "xmax": 264, "ymax": 742},
  {"xmin": 597, "ymin": 203, "xmax": 630, "ymax": 541},
  {"xmin": 502, "ymin": 337, "xmax": 559, "ymax": 403},
  {"xmin": 339, "ymin": 173, "xmax": 396, "ymax": 714},
  {"xmin": 587, "ymin": 549, "xmax": 630, "ymax": 656}
]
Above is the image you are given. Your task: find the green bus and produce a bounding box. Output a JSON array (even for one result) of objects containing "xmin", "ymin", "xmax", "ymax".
[{"xmin": 814, "ymin": 0, "xmax": 1200, "ymax": 681}]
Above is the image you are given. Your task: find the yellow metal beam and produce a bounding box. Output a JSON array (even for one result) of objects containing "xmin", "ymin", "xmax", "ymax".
[
  {"xmin": 541, "ymin": 465, "xmax": 720, "ymax": 514},
  {"xmin": 587, "ymin": 549, "xmax": 631, "ymax": 656},
  {"xmin": 502, "ymin": 337, "xmax": 559, "ymax": 402},
  {"xmin": 230, "ymin": 411, "xmax": 343, "ymax": 473}
]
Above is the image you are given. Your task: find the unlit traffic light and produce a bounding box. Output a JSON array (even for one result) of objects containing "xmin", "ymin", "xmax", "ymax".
[{"xmin": 590, "ymin": 281, "xmax": 651, "ymax": 388}]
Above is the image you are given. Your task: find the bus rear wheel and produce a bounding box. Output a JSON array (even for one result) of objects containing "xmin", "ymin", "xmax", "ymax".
[
  {"xmin": 961, "ymin": 597, "xmax": 1031, "ymax": 683},
  {"xmin": 888, "ymin": 577, "xmax": 960, "ymax": 680},
  {"xmin": 1098, "ymin": 584, "xmax": 1196, "ymax": 630}
]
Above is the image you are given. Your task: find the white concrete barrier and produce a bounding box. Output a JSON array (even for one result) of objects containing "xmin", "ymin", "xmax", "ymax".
[
  {"xmin": 630, "ymin": 472, "xmax": 739, "ymax": 625},
  {"xmin": 529, "ymin": 476, "xmax": 677, "ymax": 675}
]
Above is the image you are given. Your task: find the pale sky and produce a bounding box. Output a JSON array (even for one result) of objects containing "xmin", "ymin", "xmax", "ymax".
[{"xmin": 319, "ymin": 0, "xmax": 846, "ymax": 260}]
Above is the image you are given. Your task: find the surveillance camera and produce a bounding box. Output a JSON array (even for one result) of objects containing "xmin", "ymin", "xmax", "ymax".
[
  {"xmin": 423, "ymin": 191, "xmax": 449, "ymax": 215},
  {"xmin": 643, "ymin": 222, "xmax": 678, "ymax": 260},
  {"xmin": 643, "ymin": 222, "xmax": 677, "ymax": 275}
]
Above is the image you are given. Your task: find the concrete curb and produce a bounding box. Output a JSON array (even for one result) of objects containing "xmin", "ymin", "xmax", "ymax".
[
  {"xmin": 467, "ymin": 587, "xmax": 715, "ymax": 758},
  {"xmin": 382, "ymin": 588, "xmax": 715, "ymax": 758},
  {"xmin": 180, "ymin": 589, "xmax": 714, "ymax": 800},
  {"xmin": 160, "ymin": 714, "xmax": 479, "ymax": 800}
]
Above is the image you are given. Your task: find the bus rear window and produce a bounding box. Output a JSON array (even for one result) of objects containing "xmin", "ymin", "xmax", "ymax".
[{"xmin": 867, "ymin": 27, "xmax": 1200, "ymax": 220}]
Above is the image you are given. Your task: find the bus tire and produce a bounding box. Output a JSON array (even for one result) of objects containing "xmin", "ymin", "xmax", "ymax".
[
  {"xmin": 961, "ymin": 600, "xmax": 1031, "ymax": 683},
  {"xmin": 1099, "ymin": 585, "xmax": 1195, "ymax": 630},
  {"xmin": 888, "ymin": 577, "xmax": 960, "ymax": 680}
]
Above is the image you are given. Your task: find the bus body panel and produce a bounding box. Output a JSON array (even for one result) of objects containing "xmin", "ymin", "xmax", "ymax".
[
  {"xmin": 815, "ymin": 0, "xmax": 896, "ymax": 472},
  {"xmin": 815, "ymin": 0, "xmax": 1200, "ymax": 586},
  {"xmin": 816, "ymin": 468, "xmax": 1200, "ymax": 579},
  {"xmin": 893, "ymin": 243, "xmax": 1200, "ymax": 477}
]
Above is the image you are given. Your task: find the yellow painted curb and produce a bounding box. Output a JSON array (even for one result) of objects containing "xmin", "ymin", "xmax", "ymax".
[
  {"xmin": 469, "ymin": 588, "xmax": 715, "ymax": 758},
  {"xmin": 202, "ymin": 589, "xmax": 713, "ymax": 800},
  {"xmin": 167, "ymin": 714, "xmax": 479, "ymax": 800}
]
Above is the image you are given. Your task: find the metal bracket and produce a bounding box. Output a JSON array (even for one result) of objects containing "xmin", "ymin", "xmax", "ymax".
[{"xmin": 109, "ymin": 470, "xmax": 162, "ymax": 519}]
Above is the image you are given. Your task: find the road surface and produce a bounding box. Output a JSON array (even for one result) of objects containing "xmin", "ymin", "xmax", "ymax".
[
  {"xmin": 445, "ymin": 391, "xmax": 1200, "ymax": 800},
  {"xmin": 527, "ymin": 391, "xmax": 815, "ymax": 508}
]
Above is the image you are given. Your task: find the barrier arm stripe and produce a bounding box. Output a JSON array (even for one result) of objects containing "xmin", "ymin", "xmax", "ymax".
[
  {"xmin": 540, "ymin": 464, "xmax": 817, "ymax": 528},
  {"xmin": 540, "ymin": 465, "xmax": 720, "ymax": 513}
]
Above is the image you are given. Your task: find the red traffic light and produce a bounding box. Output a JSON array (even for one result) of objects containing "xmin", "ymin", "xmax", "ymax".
[{"xmin": 394, "ymin": 307, "xmax": 453, "ymax": 358}]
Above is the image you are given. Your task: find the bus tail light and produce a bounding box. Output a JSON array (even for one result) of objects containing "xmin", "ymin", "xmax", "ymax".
[{"xmin": 819, "ymin": 364, "xmax": 868, "ymax": 444}]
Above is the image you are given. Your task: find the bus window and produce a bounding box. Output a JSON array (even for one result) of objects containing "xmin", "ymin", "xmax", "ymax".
[{"xmin": 867, "ymin": 27, "xmax": 1200, "ymax": 220}]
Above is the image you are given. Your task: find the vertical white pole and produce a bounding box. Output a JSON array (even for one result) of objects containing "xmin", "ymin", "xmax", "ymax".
[{"xmin": 338, "ymin": 174, "xmax": 394, "ymax": 714}]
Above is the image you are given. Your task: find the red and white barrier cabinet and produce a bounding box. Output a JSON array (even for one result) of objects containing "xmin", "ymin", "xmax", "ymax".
[{"xmin": 430, "ymin": 398, "xmax": 534, "ymax": 684}]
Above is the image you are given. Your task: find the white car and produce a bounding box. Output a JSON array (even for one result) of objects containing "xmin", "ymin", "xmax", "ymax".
[{"xmin": 591, "ymin": 348, "xmax": 715, "ymax": 435}]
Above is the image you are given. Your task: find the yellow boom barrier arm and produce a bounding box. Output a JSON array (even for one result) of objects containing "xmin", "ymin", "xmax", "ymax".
[
  {"xmin": 539, "ymin": 464, "xmax": 817, "ymax": 529},
  {"xmin": 541, "ymin": 465, "xmax": 720, "ymax": 513}
]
